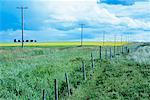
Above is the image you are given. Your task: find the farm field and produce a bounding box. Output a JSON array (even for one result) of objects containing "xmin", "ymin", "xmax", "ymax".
[
  {"xmin": 0, "ymin": 42, "xmax": 128, "ymax": 47},
  {"xmin": 0, "ymin": 43, "xmax": 150, "ymax": 100},
  {"xmin": 1, "ymin": 0, "xmax": 149, "ymax": 99}
]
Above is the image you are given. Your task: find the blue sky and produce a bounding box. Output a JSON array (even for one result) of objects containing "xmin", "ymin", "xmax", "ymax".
[{"xmin": 0, "ymin": 0, "xmax": 150, "ymax": 42}]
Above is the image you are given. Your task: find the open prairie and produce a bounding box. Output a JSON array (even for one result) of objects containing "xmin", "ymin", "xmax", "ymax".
[
  {"xmin": 0, "ymin": 43, "xmax": 150, "ymax": 100},
  {"xmin": 1, "ymin": 0, "xmax": 149, "ymax": 99}
]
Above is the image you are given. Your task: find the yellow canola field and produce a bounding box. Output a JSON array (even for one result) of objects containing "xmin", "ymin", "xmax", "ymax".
[{"xmin": 0, "ymin": 42, "xmax": 128, "ymax": 47}]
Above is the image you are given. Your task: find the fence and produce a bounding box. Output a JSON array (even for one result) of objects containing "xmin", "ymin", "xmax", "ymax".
[{"xmin": 16, "ymin": 45, "xmax": 131, "ymax": 100}]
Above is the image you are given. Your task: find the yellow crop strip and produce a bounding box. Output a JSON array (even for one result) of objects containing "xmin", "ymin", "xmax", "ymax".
[{"xmin": 0, "ymin": 42, "xmax": 129, "ymax": 47}]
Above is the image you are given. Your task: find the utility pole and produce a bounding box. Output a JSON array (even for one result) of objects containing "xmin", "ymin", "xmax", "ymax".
[
  {"xmin": 121, "ymin": 34, "xmax": 123, "ymax": 45},
  {"xmin": 114, "ymin": 34, "xmax": 117, "ymax": 57},
  {"xmin": 114, "ymin": 34, "xmax": 117, "ymax": 46},
  {"xmin": 17, "ymin": 6, "xmax": 28, "ymax": 48},
  {"xmin": 80, "ymin": 24, "xmax": 85, "ymax": 46},
  {"xmin": 103, "ymin": 32, "xmax": 105, "ymax": 46}
]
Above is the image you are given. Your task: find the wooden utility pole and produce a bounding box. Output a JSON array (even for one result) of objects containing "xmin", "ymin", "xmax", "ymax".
[
  {"xmin": 103, "ymin": 32, "xmax": 105, "ymax": 46},
  {"xmin": 121, "ymin": 34, "xmax": 124, "ymax": 54},
  {"xmin": 17, "ymin": 6, "xmax": 28, "ymax": 48},
  {"xmin": 80, "ymin": 24, "xmax": 85, "ymax": 46},
  {"xmin": 121, "ymin": 34, "xmax": 123, "ymax": 45},
  {"xmin": 114, "ymin": 34, "xmax": 117, "ymax": 57}
]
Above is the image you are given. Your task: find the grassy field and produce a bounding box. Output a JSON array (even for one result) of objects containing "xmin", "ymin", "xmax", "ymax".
[
  {"xmin": 0, "ymin": 43, "xmax": 150, "ymax": 100},
  {"xmin": 0, "ymin": 42, "xmax": 128, "ymax": 47}
]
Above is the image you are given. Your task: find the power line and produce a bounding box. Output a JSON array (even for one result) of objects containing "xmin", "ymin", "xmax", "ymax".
[{"xmin": 17, "ymin": 6, "xmax": 28, "ymax": 48}]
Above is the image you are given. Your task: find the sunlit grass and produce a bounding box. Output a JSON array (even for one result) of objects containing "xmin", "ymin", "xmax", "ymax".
[
  {"xmin": 0, "ymin": 42, "xmax": 128, "ymax": 47},
  {"xmin": 0, "ymin": 43, "xmax": 150, "ymax": 99}
]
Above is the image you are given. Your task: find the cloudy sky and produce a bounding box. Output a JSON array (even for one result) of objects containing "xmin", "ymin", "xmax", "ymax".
[{"xmin": 0, "ymin": 0, "xmax": 150, "ymax": 42}]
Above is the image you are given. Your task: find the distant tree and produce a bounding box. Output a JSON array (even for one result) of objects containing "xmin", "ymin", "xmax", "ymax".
[
  {"xmin": 30, "ymin": 40, "xmax": 33, "ymax": 42},
  {"xmin": 14, "ymin": 39, "xmax": 17, "ymax": 43},
  {"xmin": 18, "ymin": 40, "xmax": 21, "ymax": 42},
  {"xmin": 34, "ymin": 40, "xmax": 37, "ymax": 42},
  {"xmin": 26, "ymin": 40, "xmax": 29, "ymax": 42}
]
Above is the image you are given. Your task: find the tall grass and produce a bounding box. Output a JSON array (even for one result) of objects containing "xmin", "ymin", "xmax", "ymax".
[
  {"xmin": 0, "ymin": 44, "xmax": 149, "ymax": 100},
  {"xmin": 0, "ymin": 46, "xmax": 107, "ymax": 99}
]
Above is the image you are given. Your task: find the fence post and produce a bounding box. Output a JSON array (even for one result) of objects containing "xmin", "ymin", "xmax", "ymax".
[
  {"xmin": 117, "ymin": 46, "xmax": 120, "ymax": 55},
  {"xmin": 113, "ymin": 46, "xmax": 116, "ymax": 57},
  {"xmin": 127, "ymin": 47, "xmax": 130, "ymax": 53},
  {"xmin": 125, "ymin": 46, "xmax": 127, "ymax": 54},
  {"xmin": 99, "ymin": 46, "xmax": 102, "ymax": 60},
  {"xmin": 105, "ymin": 48, "xmax": 107, "ymax": 59},
  {"xmin": 119, "ymin": 46, "xmax": 121, "ymax": 54},
  {"xmin": 65, "ymin": 73, "xmax": 70, "ymax": 96},
  {"xmin": 54, "ymin": 79, "xmax": 58, "ymax": 100},
  {"xmin": 110, "ymin": 47, "xmax": 112, "ymax": 59},
  {"xmin": 91, "ymin": 52, "xmax": 94, "ymax": 73},
  {"xmin": 42, "ymin": 89, "xmax": 46, "ymax": 100},
  {"xmin": 122, "ymin": 46, "xmax": 124, "ymax": 54},
  {"xmin": 82, "ymin": 61, "xmax": 86, "ymax": 80}
]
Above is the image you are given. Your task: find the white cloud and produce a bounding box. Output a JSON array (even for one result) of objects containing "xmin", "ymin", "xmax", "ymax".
[
  {"xmin": 43, "ymin": 1, "xmax": 119, "ymax": 24},
  {"xmin": 1, "ymin": 0, "xmax": 150, "ymax": 42},
  {"xmin": 119, "ymin": 17, "xmax": 150, "ymax": 29},
  {"xmin": 34, "ymin": 0, "xmax": 150, "ymax": 30}
]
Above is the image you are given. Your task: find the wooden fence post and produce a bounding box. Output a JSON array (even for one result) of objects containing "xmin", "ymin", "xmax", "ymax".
[
  {"xmin": 119, "ymin": 46, "xmax": 121, "ymax": 54},
  {"xmin": 42, "ymin": 89, "xmax": 46, "ymax": 100},
  {"xmin": 99, "ymin": 46, "xmax": 102, "ymax": 60},
  {"xmin": 82, "ymin": 61, "xmax": 86, "ymax": 80},
  {"xmin": 127, "ymin": 47, "xmax": 130, "ymax": 53},
  {"xmin": 110, "ymin": 47, "xmax": 112, "ymax": 59},
  {"xmin": 91, "ymin": 52, "xmax": 94, "ymax": 73},
  {"xmin": 113, "ymin": 46, "xmax": 116, "ymax": 57},
  {"xmin": 121, "ymin": 46, "xmax": 124, "ymax": 54},
  {"xmin": 125, "ymin": 46, "xmax": 127, "ymax": 54},
  {"xmin": 54, "ymin": 79, "xmax": 58, "ymax": 100},
  {"xmin": 117, "ymin": 46, "xmax": 120, "ymax": 55},
  {"xmin": 105, "ymin": 48, "xmax": 107, "ymax": 59},
  {"xmin": 65, "ymin": 73, "xmax": 70, "ymax": 96}
]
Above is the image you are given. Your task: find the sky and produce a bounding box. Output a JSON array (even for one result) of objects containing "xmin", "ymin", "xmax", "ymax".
[{"xmin": 0, "ymin": 0, "xmax": 150, "ymax": 42}]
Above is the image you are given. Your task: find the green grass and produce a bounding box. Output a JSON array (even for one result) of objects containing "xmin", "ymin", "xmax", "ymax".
[
  {"xmin": 0, "ymin": 44, "xmax": 150, "ymax": 100},
  {"xmin": 69, "ymin": 58, "xmax": 150, "ymax": 100},
  {"xmin": 0, "ymin": 46, "xmax": 103, "ymax": 99}
]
